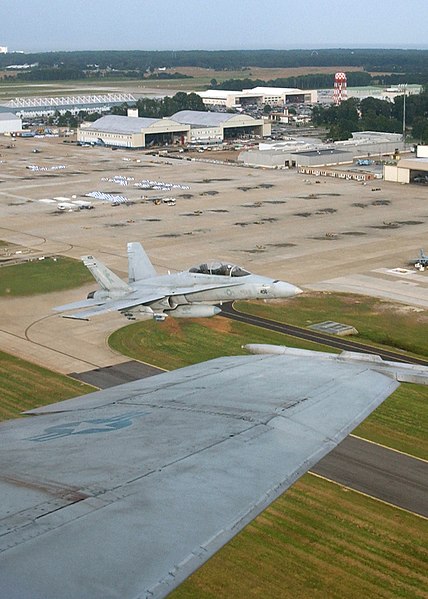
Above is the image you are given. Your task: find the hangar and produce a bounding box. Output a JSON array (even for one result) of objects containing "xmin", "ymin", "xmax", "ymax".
[
  {"xmin": 78, "ymin": 115, "xmax": 189, "ymax": 148},
  {"xmin": 77, "ymin": 111, "xmax": 269, "ymax": 148},
  {"xmin": 0, "ymin": 94, "xmax": 137, "ymax": 118},
  {"xmin": 171, "ymin": 110, "xmax": 269, "ymax": 144},
  {"xmin": 384, "ymin": 157, "xmax": 428, "ymax": 184},
  {"xmin": 198, "ymin": 87, "xmax": 317, "ymax": 109},
  {"xmin": 0, "ymin": 112, "xmax": 22, "ymax": 134}
]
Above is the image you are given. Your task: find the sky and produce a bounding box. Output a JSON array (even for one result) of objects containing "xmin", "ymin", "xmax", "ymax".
[{"xmin": 1, "ymin": 0, "xmax": 427, "ymax": 53}]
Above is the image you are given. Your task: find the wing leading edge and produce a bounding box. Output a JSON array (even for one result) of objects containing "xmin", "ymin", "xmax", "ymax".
[
  {"xmin": 54, "ymin": 282, "xmax": 244, "ymax": 319},
  {"xmin": 1, "ymin": 350, "xmax": 425, "ymax": 599}
]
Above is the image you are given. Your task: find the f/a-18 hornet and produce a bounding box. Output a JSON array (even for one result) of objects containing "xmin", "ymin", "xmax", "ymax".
[{"xmin": 54, "ymin": 242, "xmax": 302, "ymax": 321}]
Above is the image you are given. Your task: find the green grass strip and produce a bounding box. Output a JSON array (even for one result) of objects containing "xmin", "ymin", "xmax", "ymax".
[
  {"xmin": 235, "ymin": 293, "xmax": 428, "ymax": 359},
  {"xmin": 0, "ymin": 256, "xmax": 93, "ymax": 296},
  {"xmin": 0, "ymin": 350, "xmax": 94, "ymax": 421},
  {"xmin": 172, "ymin": 473, "xmax": 428, "ymax": 599}
]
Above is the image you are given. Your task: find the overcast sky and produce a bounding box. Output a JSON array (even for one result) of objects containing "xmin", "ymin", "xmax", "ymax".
[{"xmin": 1, "ymin": 0, "xmax": 427, "ymax": 52}]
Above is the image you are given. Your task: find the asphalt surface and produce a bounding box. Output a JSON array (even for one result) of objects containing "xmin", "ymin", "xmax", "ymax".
[
  {"xmin": 71, "ymin": 359, "xmax": 428, "ymax": 518},
  {"xmin": 314, "ymin": 436, "xmax": 427, "ymax": 518},
  {"xmin": 71, "ymin": 360, "xmax": 162, "ymax": 388}
]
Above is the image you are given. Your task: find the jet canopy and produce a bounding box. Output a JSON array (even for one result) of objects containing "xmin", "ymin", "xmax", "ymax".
[{"xmin": 189, "ymin": 261, "xmax": 251, "ymax": 277}]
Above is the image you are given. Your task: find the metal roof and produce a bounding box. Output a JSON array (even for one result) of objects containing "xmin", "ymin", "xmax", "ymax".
[
  {"xmin": 86, "ymin": 115, "xmax": 159, "ymax": 134},
  {"xmin": 292, "ymin": 148, "xmax": 351, "ymax": 157},
  {"xmin": 248, "ymin": 87, "xmax": 304, "ymax": 95},
  {"xmin": 198, "ymin": 90, "xmax": 234, "ymax": 99},
  {"xmin": 398, "ymin": 158, "xmax": 428, "ymax": 172},
  {"xmin": 171, "ymin": 111, "xmax": 238, "ymax": 127},
  {"xmin": 0, "ymin": 112, "xmax": 20, "ymax": 121}
]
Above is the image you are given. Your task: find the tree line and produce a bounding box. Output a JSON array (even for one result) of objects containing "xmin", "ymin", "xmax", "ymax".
[
  {"xmin": 312, "ymin": 86, "xmax": 428, "ymax": 143},
  {"xmin": 1, "ymin": 49, "xmax": 428, "ymax": 73},
  {"xmin": 213, "ymin": 71, "xmax": 428, "ymax": 91}
]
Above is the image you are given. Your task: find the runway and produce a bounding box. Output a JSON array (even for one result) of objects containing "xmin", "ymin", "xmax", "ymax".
[{"xmin": 71, "ymin": 359, "xmax": 428, "ymax": 518}]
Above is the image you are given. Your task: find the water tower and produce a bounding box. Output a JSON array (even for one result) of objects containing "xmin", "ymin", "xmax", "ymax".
[{"xmin": 333, "ymin": 72, "xmax": 347, "ymax": 105}]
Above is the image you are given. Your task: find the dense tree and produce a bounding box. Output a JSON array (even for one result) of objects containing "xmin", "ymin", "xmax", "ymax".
[
  {"xmin": 1, "ymin": 49, "xmax": 428, "ymax": 72},
  {"xmin": 412, "ymin": 116, "xmax": 428, "ymax": 143},
  {"xmin": 312, "ymin": 92, "xmax": 427, "ymax": 141}
]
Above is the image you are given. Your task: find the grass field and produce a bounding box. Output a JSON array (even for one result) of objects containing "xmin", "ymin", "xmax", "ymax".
[
  {"xmin": 0, "ymin": 350, "xmax": 94, "ymax": 421},
  {"xmin": 108, "ymin": 315, "xmax": 337, "ymax": 370},
  {"xmin": 172, "ymin": 473, "xmax": 428, "ymax": 599},
  {"xmin": 0, "ymin": 65, "xmax": 365, "ymax": 98},
  {"xmin": 235, "ymin": 293, "xmax": 428, "ymax": 359},
  {"xmin": 0, "ymin": 256, "xmax": 93, "ymax": 296},
  {"xmin": 109, "ymin": 315, "xmax": 427, "ymax": 460}
]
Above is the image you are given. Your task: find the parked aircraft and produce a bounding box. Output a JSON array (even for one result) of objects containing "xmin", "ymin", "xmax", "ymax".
[
  {"xmin": 413, "ymin": 248, "xmax": 428, "ymax": 269},
  {"xmin": 1, "ymin": 346, "xmax": 427, "ymax": 599},
  {"xmin": 54, "ymin": 242, "xmax": 302, "ymax": 321},
  {"xmin": 57, "ymin": 202, "xmax": 79, "ymax": 212}
]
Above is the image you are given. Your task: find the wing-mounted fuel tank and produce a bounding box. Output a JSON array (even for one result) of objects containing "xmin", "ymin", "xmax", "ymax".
[
  {"xmin": 166, "ymin": 305, "xmax": 221, "ymax": 318},
  {"xmin": 120, "ymin": 303, "xmax": 220, "ymax": 321}
]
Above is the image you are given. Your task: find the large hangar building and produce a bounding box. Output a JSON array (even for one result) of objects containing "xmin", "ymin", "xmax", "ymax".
[
  {"xmin": 171, "ymin": 110, "xmax": 269, "ymax": 143},
  {"xmin": 77, "ymin": 111, "xmax": 269, "ymax": 148},
  {"xmin": 384, "ymin": 146, "xmax": 428, "ymax": 184},
  {"xmin": 78, "ymin": 115, "xmax": 189, "ymax": 148},
  {"xmin": 0, "ymin": 112, "xmax": 22, "ymax": 134},
  {"xmin": 198, "ymin": 87, "xmax": 317, "ymax": 109},
  {"xmin": 0, "ymin": 94, "xmax": 137, "ymax": 118}
]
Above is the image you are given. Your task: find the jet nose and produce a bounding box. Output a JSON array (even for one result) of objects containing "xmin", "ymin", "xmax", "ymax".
[{"xmin": 273, "ymin": 281, "xmax": 303, "ymax": 297}]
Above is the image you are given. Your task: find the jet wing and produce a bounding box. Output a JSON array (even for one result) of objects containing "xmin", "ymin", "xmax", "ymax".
[
  {"xmin": 54, "ymin": 283, "xmax": 244, "ymax": 319},
  {"xmin": 53, "ymin": 298, "xmax": 108, "ymax": 312},
  {"xmin": 1, "ymin": 351, "xmax": 419, "ymax": 599},
  {"xmin": 57, "ymin": 293, "xmax": 166, "ymax": 320}
]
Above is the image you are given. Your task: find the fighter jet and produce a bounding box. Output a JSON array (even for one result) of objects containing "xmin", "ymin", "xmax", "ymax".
[{"xmin": 54, "ymin": 242, "xmax": 302, "ymax": 321}]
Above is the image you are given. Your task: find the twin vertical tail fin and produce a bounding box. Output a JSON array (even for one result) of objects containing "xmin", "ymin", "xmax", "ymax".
[
  {"xmin": 82, "ymin": 255, "xmax": 130, "ymax": 292},
  {"xmin": 127, "ymin": 242, "xmax": 157, "ymax": 283},
  {"xmin": 81, "ymin": 242, "xmax": 156, "ymax": 292}
]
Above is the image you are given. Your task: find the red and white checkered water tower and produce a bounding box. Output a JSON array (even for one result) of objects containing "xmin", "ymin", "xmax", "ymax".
[{"xmin": 333, "ymin": 72, "xmax": 347, "ymax": 105}]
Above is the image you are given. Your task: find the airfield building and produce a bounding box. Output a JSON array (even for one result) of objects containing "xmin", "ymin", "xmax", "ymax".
[
  {"xmin": 240, "ymin": 131, "xmax": 405, "ymax": 169},
  {"xmin": 78, "ymin": 115, "xmax": 189, "ymax": 148},
  {"xmin": 77, "ymin": 111, "xmax": 269, "ymax": 148},
  {"xmin": 198, "ymin": 87, "xmax": 317, "ymax": 109},
  {"xmin": 384, "ymin": 146, "xmax": 428, "ymax": 184},
  {"xmin": 0, "ymin": 111, "xmax": 22, "ymax": 134},
  {"xmin": 0, "ymin": 94, "xmax": 138, "ymax": 118},
  {"xmin": 171, "ymin": 110, "xmax": 269, "ymax": 143}
]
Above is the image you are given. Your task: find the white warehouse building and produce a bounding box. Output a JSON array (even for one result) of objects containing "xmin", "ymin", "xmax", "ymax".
[
  {"xmin": 0, "ymin": 112, "xmax": 22, "ymax": 134},
  {"xmin": 198, "ymin": 86, "xmax": 317, "ymax": 109}
]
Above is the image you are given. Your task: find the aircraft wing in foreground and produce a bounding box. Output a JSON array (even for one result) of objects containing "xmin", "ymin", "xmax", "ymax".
[
  {"xmin": 1, "ymin": 346, "xmax": 427, "ymax": 599},
  {"xmin": 54, "ymin": 242, "xmax": 302, "ymax": 320}
]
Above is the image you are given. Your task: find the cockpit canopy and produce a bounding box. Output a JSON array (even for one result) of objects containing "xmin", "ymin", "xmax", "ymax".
[{"xmin": 189, "ymin": 261, "xmax": 251, "ymax": 277}]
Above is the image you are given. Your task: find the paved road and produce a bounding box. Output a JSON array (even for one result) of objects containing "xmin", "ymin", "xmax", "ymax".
[{"xmin": 71, "ymin": 360, "xmax": 428, "ymax": 518}]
